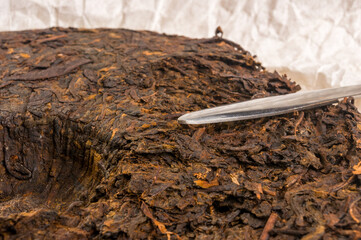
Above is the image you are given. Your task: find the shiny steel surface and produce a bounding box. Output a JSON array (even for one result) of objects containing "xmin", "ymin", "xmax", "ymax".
[{"xmin": 178, "ymin": 85, "xmax": 361, "ymax": 124}]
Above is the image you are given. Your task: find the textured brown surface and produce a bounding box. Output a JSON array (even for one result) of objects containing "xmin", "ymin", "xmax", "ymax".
[{"xmin": 0, "ymin": 27, "xmax": 361, "ymax": 239}]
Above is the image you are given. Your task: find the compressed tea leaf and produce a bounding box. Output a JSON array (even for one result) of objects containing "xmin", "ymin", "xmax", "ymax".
[{"xmin": 0, "ymin": 27, "xmax": 361, "ymax": 239}]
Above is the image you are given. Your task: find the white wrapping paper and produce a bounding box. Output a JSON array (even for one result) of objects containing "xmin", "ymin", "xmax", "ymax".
[{"xmin": 1, "ymin": 0, "xmax": 361, "ymax": 104}]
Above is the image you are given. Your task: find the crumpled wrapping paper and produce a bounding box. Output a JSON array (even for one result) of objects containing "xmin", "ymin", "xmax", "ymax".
[{"xmin": 1, "ymin": 0, "xmax": 361, "ymax": 104}]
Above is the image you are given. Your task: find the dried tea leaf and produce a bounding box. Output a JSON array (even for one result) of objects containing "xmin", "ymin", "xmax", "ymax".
[
  {"xmin": 352, "ymin": 162, "xmax": 361, "ymax": 175},
  {"xmin": 141, "ymin": 202, "xmax": 180, "ymax": 240},
  {"xmin": 194, "ymin": 178, "xmax": 219, "ymax": 189}
]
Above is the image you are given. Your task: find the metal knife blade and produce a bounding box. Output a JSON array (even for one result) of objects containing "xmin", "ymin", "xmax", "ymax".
[{"xmin": 178, "ymin": 84, "xmax": 361, "ymax": 124}]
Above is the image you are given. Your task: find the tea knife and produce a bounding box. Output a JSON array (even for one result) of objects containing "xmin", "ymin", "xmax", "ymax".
[{"xmin": 178, "ymin": 84, "xmax": 361, "ymax": 124}]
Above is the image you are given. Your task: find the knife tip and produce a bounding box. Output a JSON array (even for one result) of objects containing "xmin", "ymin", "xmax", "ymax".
[{"xmin": 177, "ymin": 114, "xmax": 189, "ymax": 124}]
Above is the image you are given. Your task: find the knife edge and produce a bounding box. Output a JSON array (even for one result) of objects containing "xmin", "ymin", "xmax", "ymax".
[{"xmin": 178, "ymin": 84, "xmax": 361, "ymax": 124}]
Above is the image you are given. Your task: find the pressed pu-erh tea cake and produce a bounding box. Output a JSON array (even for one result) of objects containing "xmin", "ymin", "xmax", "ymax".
[{"xmin": 1, "ymin": 28, "xmax": 361, "ymax": 239}]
